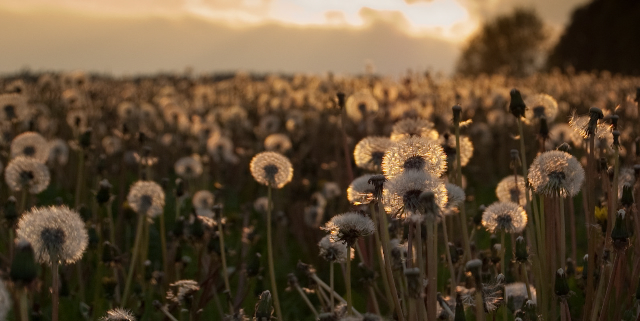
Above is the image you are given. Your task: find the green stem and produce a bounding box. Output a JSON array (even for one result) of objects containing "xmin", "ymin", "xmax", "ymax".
[
  {"xmin": 559, "ymin": 197, "xmax": 566, "ymax": 270},
  {"xmin": 330, "ymin": 263, "xmax": 335, "ymax": 311},
  {"xmin": 425, "ymin": 220, "xmax": 437, "ymax": 321},
  {"xmin": 441, "ymin": 216, "xmax": 457, "ymax": 295},
  {"xmin": 52, "ymin": 260, "xmax": 59, "ymax": 321},
  {"xmin": 20, "ymin": 287, "xmax": 28, "ymax": 321},
  {"xmin": 370, "ymin": 203, "xmax": 393, "ymax": 309},
  {"xmin": 346, "ymin": 246, "xmax": 353, "ymax": 316},
  {"xmin": 454, "ymin": 122, "xmax": 472, "ymax": 261},
  {"xmin": 122, "ymin": 213, "xmax": 146, "ymax": 305},
  {"xmin": 266, "ymin": 186, "xmax": 283, "ymax": 321},
  {"xmin": 74, "ymin": 149, "xmax": 84, "ymax": 209},
  {"xmin": 377, "ymin": 203, "xmax": 405, "ymax": 321},
  {"xmin": 295, "ymin": 283, "xmax": 319, "ymax": 318},
  {"xmin": 501, "ymin": 231, "xmax": 508, "ymax": 321},
  {"xmin": 522, "ymin": 264, "xmax": 532, "ymax": 301},
  {"xmin": 218, "ymin": 216, "xmax": 232, "ymax": 306},
  {"xmin": 160, "ymin": 206, "xmax": 168, "ymax": 290}
]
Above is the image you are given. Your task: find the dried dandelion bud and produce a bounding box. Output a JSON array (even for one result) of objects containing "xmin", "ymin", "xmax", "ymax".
[
  {"xmin": 452, "ymin": 105, "xmax": 462, "ymax": 124},
  {"xmin": 611, "ymin": 209, "xmax": 629, "ymax": 249},
  {"xmin": 10, "ymin": 239, "xmax": 37, "ymax": 284},
  {"xmin": 509, "ymin": 89, "xmax": 526, "ymax": 119},
  {"xmin": 254, "ymin": 290, "xmax": 273, "ymax": 320},
  {"xmin": 554, "ymin": 268, "xmax": 569, "ymax": 297},
  {"xmin": 515, "ymin": 236, "xmax": 528, "ymax": 263},
  {"xmin": 96, "ymin": 179, "xmax": 112, "ymax": 205}
]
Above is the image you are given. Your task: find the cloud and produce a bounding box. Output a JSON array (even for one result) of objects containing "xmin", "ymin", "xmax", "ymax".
[{"xmin": 0, "ymin": 7, "xmax": 459, "ymax": 75}]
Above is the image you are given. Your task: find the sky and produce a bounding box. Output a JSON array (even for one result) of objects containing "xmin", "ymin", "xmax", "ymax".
[{"xmin": 0, "ymin": 0, "xmax": 589, "ymax": 76}]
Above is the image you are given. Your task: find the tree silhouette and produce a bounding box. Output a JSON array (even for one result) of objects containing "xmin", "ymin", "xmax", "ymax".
[
  {"xmin": 547, "ymin": 0, "xmax": 640, "ymax": 75},
  {"xmin": 456, "ymin": 9, "xmax": 548, "ymax": 77}
]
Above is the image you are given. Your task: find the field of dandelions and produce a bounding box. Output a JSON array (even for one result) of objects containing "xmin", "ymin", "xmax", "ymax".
[{"xmin": 0, "ymin": 70, "xmax": 639, "ymax": 321}]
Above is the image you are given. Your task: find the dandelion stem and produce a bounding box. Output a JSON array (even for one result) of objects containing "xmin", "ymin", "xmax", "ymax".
[
  {"xmin": 599, "ymin": 251, "xmax": 623, "ymax": 321},
  {"xmin": 294, "ymin": 281, "xmax": 319, "ymax": 318},
  {"xmin": 330, "ymin": 262, "xmax": 335, "ymax": 311},
  {"xmin": 585, "ymin": 135, "xmax": 597, "ymax": 316},
  {"xmin": 369, "ymin": 203, "xmax": 393, "ymax": 309},
  {"xmin": 454, "ymin": 120, "xmax": 472, "ymax": 261},
  {"xmin": 218, "ymin": 215, "xmax": 232, "ymax": 306},
  {"xmin": 74, "ymin": 149, "xmax": 84, "ymax": 209},
  {"xmin": 591, "ymin": 261, "xmax": 610, "ymax": 321},
  {"xmin": 501, "ymin": 231, "xmax": 507, "ymax": 321},
  {"xmin": 160, "ymin": 206, "xmax": 169, "ymax": 289},
  {"xmin": 51, "ymin": 260, "xmax": 60, "ymax": 321},
  {"xmin": 522, "ymin": 264, "xmax": 532, "ymax": 301},
  {"xmin": 425, "ymin": 220, "xmax": 437, "ymax": 321},
  {"xmin": 266, "ymin": 186, "xmax": 283, "ymax": 321},
  {"xmin": 559, "ymin": 197, "xmax": 566, "ymax": 270},
  {"xmin": 122, "ymin": 212, "xmax": 146, "ymax": 305},
  {"xmin": 441, "ymin": 216, "xmax": 457, "ymax": 296},
  {"xmin": 19, "ymin": 287, "xmax": 28, "ymax": 321},
  {"xmin": 346, "ymin": 245, "xmax": 353, "ymax": 316}
]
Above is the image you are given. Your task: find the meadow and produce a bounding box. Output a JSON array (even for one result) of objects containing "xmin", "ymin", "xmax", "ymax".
[{"xmin": 0, "ymin": 69, "xmax": 639, "ymax": 321}]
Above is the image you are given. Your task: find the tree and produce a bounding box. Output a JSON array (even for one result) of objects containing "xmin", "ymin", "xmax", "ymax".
[
  {"xmin": 547, "ymin": 0, "xmax": 640, "ymax": 75},
  {"xmin": 456, "ymin": 9, "xmax": 548, "ymax": 77}
]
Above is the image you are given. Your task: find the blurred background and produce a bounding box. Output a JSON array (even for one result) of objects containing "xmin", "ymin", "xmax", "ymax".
[{"xmin": 2, "ymin": 0, "xmax": 637, "ymax": 77}]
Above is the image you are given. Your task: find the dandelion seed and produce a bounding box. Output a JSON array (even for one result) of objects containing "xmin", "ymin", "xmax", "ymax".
[
  {"xmin": 390, "ymin": 118, "xmax": 439, "ymax": 141},
  {"xmin": 321, "ymin": 212, "xmax": 375, "ymax": 246},
  {"xmin": 345, "ymin": 90, "xmax": 378, "ymax": 122},
  {"xmin": 524, "ymin": 94, "xmax": 558, "ymax": 121},
  {"xmin": 11, "ymin": 131, "xmax": 50, "ymax": 162},
  {"xmin": 127, "ymin": 181, "xmax": 165, "ymax": 218},
  {"xmin": 101, "ymin": 308, "xmax": 136, "ymax": 321},
  {"xmin": 482, "ymin": 202, "xmax": 528, "ymax": 234},
  {"xmin": 382, "ymin": 137, "xmax": 447, "ymax": 179},
  {"xmin": 318, "ymin": 235, "xmax": 351, "ymax": 263},
  {"xmin": 495, "ymin": 175, "xmax": 527, "ymax": 206},
  {"xmin": 347, "ymin": 174, "xmax": 376, "ymax": 205},
  {"xmin": 528, "ymin": 150, "xmax": 584, "ymax": 197},
  {"xmin": 250, "ymin": 151, "xmax": 293, "ymax": 189},
  {"xmin": 174, "ymin": 156, "xmax": 203, "ymax": 179},
  {"xmin": 353, "ymin": 136, "xmax": 394, "ymax": 172},
  {"xmin": 460, "ymin": 276, "xmax": 504, "ymax": 312},
  {"xmin": 16, "ymin": 205, "xmax": 88, "ymax": 264},
  {"xmin": 383, "ymin": 170, "xmax": 447, "ymax": 220},
  {"xmin": 5, "ymin": 156, "xmax": 51, "ymax": 194}
]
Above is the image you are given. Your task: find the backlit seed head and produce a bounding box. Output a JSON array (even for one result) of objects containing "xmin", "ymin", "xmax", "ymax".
[
  {"xmin": 16, "ymin": 205, "xmax": 88, "ymax": 265},
  {"xmin": 250, "ymin": 151, "xmax": 293, "ymax": 189},
  {"xmin": 354, "ymin": 136, "xmax": 394, "ymax": 172},
  {"xmin": 127, "ymin": 181, "xmax": 165, "ymax": 218},
  {"xmin": 482, "ymin": 202, "xmax": 528, "ymax": 234},
  {"xmin": 5, "ymin": 156, "xmax": 51, "ymax": 194},
  {"xmin": 528, "ymin": 150, "xmax": 584, "ymax": 197},
  {"xmin": 321, "ymin": 212, "xmax": 375, "ymax": 247},
  {"xmin": 382, "ymin": 137, "xmax": 447, "ymax": 179}
]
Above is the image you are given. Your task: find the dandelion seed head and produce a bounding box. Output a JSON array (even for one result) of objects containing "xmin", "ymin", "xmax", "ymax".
[
  {"xmin": 505, "ymin": 282, "xmax": 537, "ymax": 309},
  {"xmin": 167, "ymin": 280, "xmax": 200, "ymax": 304},
  {"xmin": 439, "ymin": 133, "xmax": 474, "ymax": 167},
  {"xmin": 5, "ymin": 156, "xmax": 50, "ymax": 194},
  {"xmin": 383, "ymin": 170, "xmax": 447, "ymax": 220},
  {"xmin": 569, "ymin": 111, "xmax": 611, "ymax": 139},
  {"xmin": 250, "ymin": 151, "xmax": 293, "ymax": 189},
  {"xmin": 16, "ymin": 205, "xmax": 88, "ymax": 264},
  {"xmin": 174, "ymin": 156, "xmax": 203, "ymax": 179},
  {"xmin": 47, "ymin": 139, "xmax": 69, "ymax": 166},
  {"xmin": 207, "ymin": 135, "xmax": 239, "ymax": 164},
  {"xmin": 528, "ymin": 150, "xmax": 584, "ymax": 197},
  {"xmin": 321, "ymin": 212, "xmax": 375, "ymax": 246},
  {"xmin": 11, "ymin": 131, "xmax": 49, "ymax": 162},
  {"xmin": 192, "ymin": 190, "xmax": 215, "ymax": 210},
  {"xmin": 445, "ymin": 183, "xmax": 465, "ymax": 208},
  {"xmin": 318, "ymin": 235, "xmax": 351, "ymax": 263},
  {"xmin": 382, "ymin": 137, "xmax": 447, "ymax": 179},
  {"xmin": 347, "ymin": 174, "xmax": 376, "ymax": 205},
  {"xmin": 101, "ymin": 308, "xmax": 136, "ymax": 321},
  {"xmin": 353, "ymin": 136, "xmax": 394, "ymax": 172},
  {"xmin": 345, "ymin": 90, "xmax": 378, "ymax": 122},
  {"xmin": 524, "ymin": 94, "xmax": 558, "ymax": 121},
  {"xmin": 127, "ymin": 181, "xmax": 165, "ymax": 218},
  {"xmin": 0, "ymin": 93, "xmax": 30, "ymax": 122},
  {"xmin": 495, "ymin": 175, "xmax": 527, "ymax": 206},
  {"xmin": 390, "ymin": 118, "xmax": 439, "ymax": 141},
  {"xmin": 482, "ymin": 202, "xmax": 528, "ymax": 234},
  {"xmin": 264, "ymin": 133, "xmax": 292, "ymax": 154}
]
